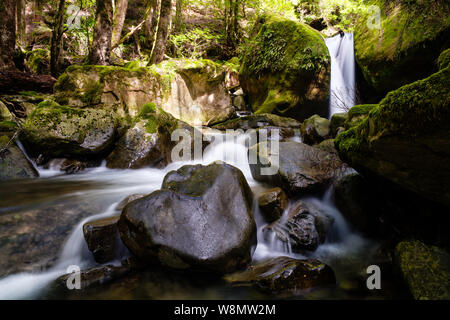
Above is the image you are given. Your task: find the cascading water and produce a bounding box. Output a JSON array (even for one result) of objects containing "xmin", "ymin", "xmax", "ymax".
[
  {"xmin": 0, "ymin": 131, "xmax": 373, "ymax": 299},
  {"xmin": 325, "ymin": 32, "xmax": 356, "ymax": 117}
]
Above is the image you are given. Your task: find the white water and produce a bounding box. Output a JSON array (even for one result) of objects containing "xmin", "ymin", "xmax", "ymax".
[
  {"xmin": 0, "ymin": 132, "xmax": 371, "ymax": 299},
  {"xmin": 325, "ymin": 32, "xmax": 356, "ymax": 117}
]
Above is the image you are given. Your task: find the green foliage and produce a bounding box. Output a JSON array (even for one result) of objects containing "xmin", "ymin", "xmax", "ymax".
[
  {"xmin": 169, "ymin": 28, "xmax": 223, "ymax": 59},
  {"xmin": 138, "ymin": 102, "xmax": 157, "ymax": 119}
]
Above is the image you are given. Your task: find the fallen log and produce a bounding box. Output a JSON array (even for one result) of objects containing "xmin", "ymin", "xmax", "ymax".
[{"xmin": 0, "ymin": 70, "xmax": 56, "ymax": 94}]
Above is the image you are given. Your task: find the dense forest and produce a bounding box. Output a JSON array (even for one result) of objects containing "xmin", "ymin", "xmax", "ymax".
[{"xmin": 0, "ymin": 0, "xmax": 449, "ymax": 301}]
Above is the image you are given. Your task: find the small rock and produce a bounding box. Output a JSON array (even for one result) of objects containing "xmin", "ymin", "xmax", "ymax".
[
  {"xmin": 263, "ymin": 201, "xmax": 334, "ymax": 252},
  {"xmin": 56, "ymin": 263, "xmax": 131, "ymax": 290},
  {"xmin": 330, "ymin": 112, "xmax": 347, "ymax": 137},
  {"xmin": 233, "ymin": 95, "xmax": 246, "ymax": 111},
  {"xmin": 60, "ymin": 159, "xmax": 86, "ymax": 174},
  {"xmin": 258, "ymin": 187, "xmax": 288, "ymax": 223},
  {"xmin": 300, "ymin": 114, "xmax": 331, "ymax": 145},
  {"xmin": 83, "ymin": 215, "xmax": 121, "ymax": 263},
  {"xmin": 225, "ymin": 256, "xmax": 336, "ymax": 294}
]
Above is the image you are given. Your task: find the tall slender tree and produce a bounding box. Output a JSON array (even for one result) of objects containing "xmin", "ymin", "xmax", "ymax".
[
  {"xmin": 144, "ymin": 0, "xmax": 160, "ymax": 50},
  {"xmin": 16, "ymin": 0, "xmax": 26, "ymax": 47},
  {"xmin": 150, "ymin": 0, "xmax": 172, "ymax": 64},
  {"xmin": 90, "ymin": 0, "xmax": 114, "ymax": 65},
  {"xmin": 111, "ymin": 0, "xmax": 128, "ymax": 48},
  {"xmin": 0, "ymin": 0, "xmax": 17, "ymax": 70},
  {"xmin": 50, "ymin": 0, "xmax": 66, "ymax": 76},
  {"xmin": 174, "ymin": 0, "xmax": 183, "ymax": 33}
]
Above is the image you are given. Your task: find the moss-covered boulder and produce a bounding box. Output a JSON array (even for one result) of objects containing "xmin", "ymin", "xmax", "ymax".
[
  {"xmin": 54, "ymin": 59, "xmax": 234, "ymax": 126},
  {"xmin": 106, "ymin": 106, "xmax": 203, "ymax": 169},
  {"xmin": 21, "ymin": 100, "xmax": 121, "ymax": 158},
  {"xmin": 335, "ymin": 66, "xmax": 450, "ymax": 207},
  {"xmin": 225, "ymin": 257, "xmax": 336, "ymax": 294},
  {"xmin": 239, "ymin": 14, "xmax": 330, "ymax": 121},
  {"xmin": 354, "ymin": 0, "xmax": 450, "ymax": 95},
  {"xmin": 0, "ymin": 122, "xmax": 38, "ymax": 181},
  {"xmin": 395, "ymin": 240, "xmax": 450, "ymax": 300},
  {"xmin": 26, "ymin": 49, "xmax": 50, "ymax": 75}
]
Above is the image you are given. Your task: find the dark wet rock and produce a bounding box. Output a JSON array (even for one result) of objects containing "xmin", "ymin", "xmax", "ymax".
[
  {"xmin": 333, "ymin": 173, "xmax": 383, "ymax": 236},
  {"xmin": 212, "ymin": 113, "xmax": 301, "ymax": 131},
  {"xmin": 106, "ymin": 109, "xmax": 203, "ymax": 169},
  {"xmin": 56, "ymin": 263, "xmax": 131, "ymax": 290},
  {"xmin": 315, "ymin": 139, "xmax": 339, "ymax": 156},
  {"xmin": 262, "ymin": 201, "xmax": 334, "ymax": 252},
  {"xmin": 83, "ymin": 215, "xmax": 121, "ymax": 264},
  {"xmin": 395, "ymin": 240, "xmax": 450, "ymax": 300},
  {"xmin": 300, "ymin": 114, "xmax": 331, "ymax": 145},
  {"xmin": 60, "ymin": 159, "xmax": 87, "ymax": 174},
  {"xmin": 258, "ymin": 187, "xmax": 288, "ymax": 223},
  {"xmin": 116, "ymin": 194, "xmax": 147, "ymax": 211},
  {"xmin": 118, "ymin": 162, "xmax": 256, "ymax": 273},
  {"xmin": 249, "ymin": 141, "xmax": 344, "ymax": 195},
  {"xmin": 0, "ymin": 123, "xmax": 39, "ymax": 181},
  {"xmin": 224, "ymin": 256, "xmax": 336, "ymax": 294},
  {"xmin": 233, "ymin": 95, "xmax": 246, "ymax": 111},
  {"xmin": 335, "ymin": 67, "xmax": 450, "ymax": 208},
  {"xmin": 0, "ymin": 201, "xmax": 101, "ymax": 277}
]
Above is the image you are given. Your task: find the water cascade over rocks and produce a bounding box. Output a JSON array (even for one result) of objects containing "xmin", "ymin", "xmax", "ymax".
[{"xmin": 0, "ymin": 131, "xmax": 373, "ymax": 299}]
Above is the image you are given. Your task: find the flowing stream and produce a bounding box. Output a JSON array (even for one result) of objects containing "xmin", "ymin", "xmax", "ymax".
[
  {"xmin": 325, "ymin": 32, "xmax": 356, "ymax": 117},
  {"xmin": 0, "ymin": 131, "xmax": 381, "ymax": 299}
]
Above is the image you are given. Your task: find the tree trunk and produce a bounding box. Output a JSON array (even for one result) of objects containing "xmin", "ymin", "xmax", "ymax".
[
  {"xmin": 90, "ymin": 0, "xmax": 114, "ymax": 65},
  {"xmin": 16, "ymin": 0, "xmax": 26, "ymax": 47},
  {"xmin": 150, "ymin": 0, "xmax": 172, "ymax": 65},
  {"xmin": 144, "ymin": 0, "xmax": 160, "ymax": 50},
  {"xmin": 174, "ymin": 0, "xmax": 183, "ymax": 32},
  {"xmin": 0, "ymin": 70, "xmax": 56, "ymax": 93},
  {"xmin": 232, "ymin": 0, "xmax": 239, "ymax": 42},
  {"xmin": 0, "ymin": 0, "xmax": 17, "ymax": 70},
  {"xmin": 50, "ymin": 0, "xmax": 66, "ymax": 77},
  {"xmin": 111, "ymin": 0, "xmax": 128, "ymax": 48}
]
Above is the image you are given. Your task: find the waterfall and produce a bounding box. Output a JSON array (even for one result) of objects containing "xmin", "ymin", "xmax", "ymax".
[{"xmin": 325, "ymin": 32, "xmax": 356, "ymax": 117}]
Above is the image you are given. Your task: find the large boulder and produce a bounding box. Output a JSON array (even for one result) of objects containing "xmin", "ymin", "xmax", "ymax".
[
  {"xmin": 395, "ymin": 240, "xmax": 450, "ymax": 300},
  {"xmin": 106, "ymin": 107, "xmax": 202, "ymax": 169},
  {"xmin": 224, "ymin": 257, "xmax": 336, "ymax": 294},
  {"xmin": 239, "ymin": 14, "xmax": 330, "ymax": 121},
  {"xmin": 212, "ymin": 113, "xmax": 301, "ymax": 131},
  {"xmin": 53, "ymin": 59, "xmax": 235, "ymax": 126},
  {"xmin": 21, "ymin": 100, "xmax": 121, "ymax": 158},
  {"xmin": 83, "ymin": 215, "xmax": 121, "ymax": 264},
  {"xmin": 354, "ymin": 0, "xmax": 450, "ymax": 95},
  {"xmin": 262, "ymin": 201, "xmax": 334, "ymax": 252},
  {"xmin": 335, "ymin": 66, "xmax": 450, "ymax": 207},
  {"xmin": 118, "ymin": 162, "xmax": 256, "ymax": 273},
  {"xmin": 249, "ymin": 141, "xmax": 344, "ymax": 195}
]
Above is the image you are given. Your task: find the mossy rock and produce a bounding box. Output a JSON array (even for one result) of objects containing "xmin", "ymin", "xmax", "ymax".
[
  {"xmin": 0, "ymin": 101, "xmax": 13, "ymax": 122},
  {"xmin": 239, "ymin": 14, "xmax": 330, "ymax": 121},
  {"xmin": 26, "ymin": 49, "xmax": 50, "ymax": 75},
  {"xmin": 344, "ymin": 104, "xmax": 377, "ymax": 129},
  {"xmin": 21, "ymin": 101, "xmax": 121, "ymax": 157},
  {"xmin": 106, "ymin": 107, "xmax": 201, "ymax": 169},
  {"xmin": 335, "ymin": 66, "xmax": 450, "ymax": 207},
  {"xmin": 330, "ymin": 112, "xmax": 347, "ymax": 136},
  {"xmin": 212, "ymin": 113, "xmax": 301, "ymax": 131},
  {"xmin": 395, "ymin": 240, "xmax": 450, "ymax": 300},
  {"xmin": 300, "ymin": 114, "xmax": 330, "ymax": 145},
  {"xmin": 53, "ymin": 59, "xmax": 234, "ymax": 125},
  {"xmin": 354, "ymin": 0, "xmax": 450, "ymax": 95},
  {"xmin": 438, "ymin": 48, "xmax": 450, "ymax": 70}
]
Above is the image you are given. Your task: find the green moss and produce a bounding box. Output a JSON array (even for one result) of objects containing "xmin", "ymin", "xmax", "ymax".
[
  {"xmin": 240, "ymin": 14, "xmax": 329, "ymax": 77},
  {"xmin": 348, "ymin": 104, "xmax": 377, "ymax": 118},
  {"xmin": 37, "ymin": 100, "xmax": 61, "ymax": 109},
  {"xmin": 27, "ymin": 49, "xmax": 50, "ymax": 74},
  {"xmin": 138, "ymin": 102, "xmax": 157, "ymax": 119},
  {"xmin": 19, "ymin": 91, "xmax": 40, "ymax": 97},
  {"xmin": 0, "ymin": 121, "xmax": 18, "ymax": 133},
  {"xmin": 355, "ymin": 0, "xmax": 450, "ymax": 93},
  {"xmin": 438, "ymin": 48, "xmax": 450, "ymax": 70}
]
